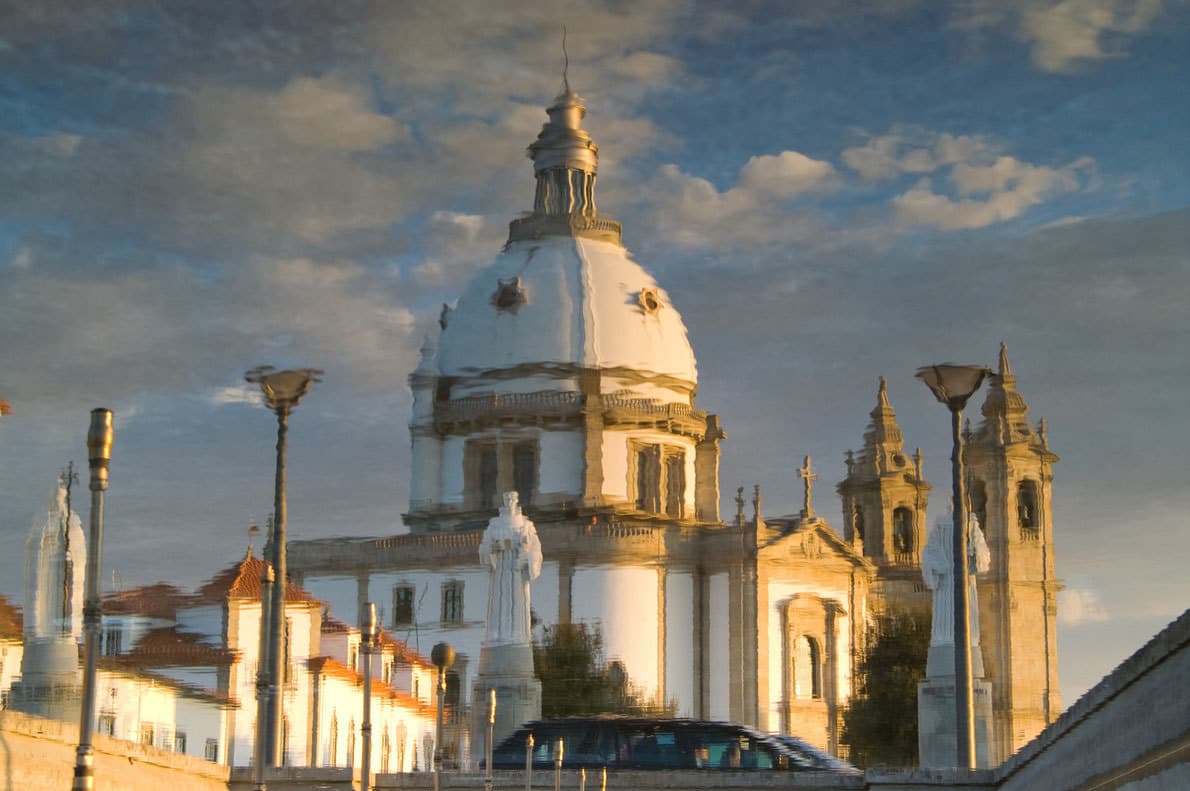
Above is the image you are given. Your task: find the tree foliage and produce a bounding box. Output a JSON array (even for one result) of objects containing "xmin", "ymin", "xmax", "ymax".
[
  {"xmin": 533, "ymin": 622, "xmax": 675, "ymax": 718},
  {"xmin": 841, "ymin": 610, "xmax": 931, "ymax": 768}
]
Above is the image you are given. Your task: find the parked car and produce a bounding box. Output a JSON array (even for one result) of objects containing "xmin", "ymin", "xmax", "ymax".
[
  {"xmin": 771, "ymin": 734, "xmax": 862, "ymax": 775},
  {"xmin": 488, "ymin": 716, "xmax": 853, "ymax": 773}
]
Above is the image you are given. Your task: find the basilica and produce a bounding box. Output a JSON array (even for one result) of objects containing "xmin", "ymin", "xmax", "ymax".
[{"xmin": 288, "ymin": 83, "xmax": 1061, "ymax": 765}]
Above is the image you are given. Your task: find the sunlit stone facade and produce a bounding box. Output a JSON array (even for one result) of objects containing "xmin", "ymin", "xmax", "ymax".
[{"xmin": 289, "ymin": 87, "xmax": 1059, "ymax": 762}]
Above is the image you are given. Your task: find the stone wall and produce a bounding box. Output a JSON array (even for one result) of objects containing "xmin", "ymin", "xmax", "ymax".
[{"xmin": 0, "ymin": 709, "xmax": 229, "ymax": 791}]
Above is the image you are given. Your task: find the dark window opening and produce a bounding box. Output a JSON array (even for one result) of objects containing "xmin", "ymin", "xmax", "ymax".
[
  {"xmin": 393, "ymin": 585, "xmax": 415, "ymax": 628},
  {"xmin": 664, "ymin": 453, "xmax": 685, "ymax": 517},
  {"xmin": 892, "ymin": 507, "xmax": 914, "ymax": 554},
  {"xmin": 513, "ymin": 443, "xmax": 536, "ymax": 507},
  {"xmin": 1018, "ymin": 480, "xmax": 1040, "ymax": 530},
  {"xmin": 442, "ymin": 581, "xmax": 464, "ymax": 624},
  {"xmin": 478, "ymin": 446, "xmax": 498, "ymax": 509},
  {"xmin": 969, "ymin": 479, "xmax": 988, "ymax": 532}
]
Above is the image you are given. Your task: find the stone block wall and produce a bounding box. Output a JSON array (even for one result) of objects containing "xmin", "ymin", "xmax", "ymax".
[{"xmin": 0, "ymin": 709, "xmax": 229, "ymax": 791}]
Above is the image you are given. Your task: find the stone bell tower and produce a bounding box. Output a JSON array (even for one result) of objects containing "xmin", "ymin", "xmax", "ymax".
[
  {"xmin": 963, "ymin": 343, "xmax": 1061, "ymax": 763},
  {"xmin": 837, "ymin": 377, "xmax": 931, "ymax": 612}
]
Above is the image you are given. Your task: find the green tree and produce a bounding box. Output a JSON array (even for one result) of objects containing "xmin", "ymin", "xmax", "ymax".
[
  {"xmin": 841, "ymin": 610, "xmax": 931, "ymax": 768},
  {"xmin": 533, "ymin": 622, "xmax": 675, "ymax": 718}
]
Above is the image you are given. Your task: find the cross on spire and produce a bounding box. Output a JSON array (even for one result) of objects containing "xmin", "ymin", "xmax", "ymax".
[{"xmin": 798, "ymin": 455, "xmax": 817, "ymax": 519}]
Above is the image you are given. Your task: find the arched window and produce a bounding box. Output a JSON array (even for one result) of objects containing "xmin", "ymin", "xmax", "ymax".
[
  {"xmin": 852, "ymin": 505, "xmax": 866, "ymax": 546},
  {"xmin": 382, "ymin": 726, "xmax": 391, "ymax": 773},
  {"xmin": 892, "ymin": 507, "xmax": 914, "ymax": 554},
  {"xmin": 1018, "ymin": 480, "xmax": 1040, "ymax": 530},
  {"xmin": 969, "ymin": 479, "xmax": 988, "ymax": 531},
  {"xmin": 347, "ymin": 721, "xmax": 356, "ymax": 769},
  {"xmin": 794, "ymin": 636, "xmax": 822, "ymax": 700}
]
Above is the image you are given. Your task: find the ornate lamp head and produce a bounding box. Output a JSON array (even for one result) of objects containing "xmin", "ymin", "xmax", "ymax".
[
  {"xmin": 915, "ymin": 364, "xmax": 991, "ymax": 412},
  {"xmin": 245, "ymin": 366, "xmax": 324, "ymax": 413},
  {"xmin": 431, "ymin": 642, "xmax": 456, "ymax": 672}
]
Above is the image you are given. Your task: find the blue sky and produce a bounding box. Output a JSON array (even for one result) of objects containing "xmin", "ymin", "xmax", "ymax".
[{"xmin": 1, "ymin": 0, "xmax": 1187, "ymax": 709}]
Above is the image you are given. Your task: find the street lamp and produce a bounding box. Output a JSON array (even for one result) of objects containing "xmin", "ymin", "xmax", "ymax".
[
  {"xmin": 245, "ymin": 365, "xmax": 322, "ymax": 783},
  {"xmin": 73, "ymin": 408, "xmax": 114, "ymax": 791},
  {"xmin": 916, "ymin": 363, "xmax": 991, "ymax": 770},
  {"xmin": 431, "ymin": 642, "xmax": 456, "ymax": 791},
  {"xmin": 361, "ymin": 602, "xmax": 377, "ymax": 791}
]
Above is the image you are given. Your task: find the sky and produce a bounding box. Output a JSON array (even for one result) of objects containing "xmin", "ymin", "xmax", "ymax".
[{"xmin": 0, "ymin": 0, "xmax": 1187, "ymax": 709}]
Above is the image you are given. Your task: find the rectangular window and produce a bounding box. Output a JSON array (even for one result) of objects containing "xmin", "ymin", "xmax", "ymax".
[
  {"xmin": 140, "ymin": 724, "xmax": 154, "ymax": 746},
  {"xmin": 175, "ymin": 731, "xmax": 187, "ymax": 754},
  {"xmin": 97, "ymin": 714, "xmax": 116, "ymax": 737},
  {"xmin": 103, "ymin": 627, "xmax": 122, "ymax": 656},
  {"xmin": 664, "ymin": 451, "xmax": 685, "ymax": 517},
  {"xmin": 204, "ymin": 738, "xmax": 219, "ymax": 763},
  {"xmin": 635, "ymin": 446, "xmax": 659, "ymax": 511},
  {"xmin": 478, "ymin": 445, "xmax": 499, "ymax": 509},
  {"xmin": 441, "ymin": 581, "xmax": 464, "ymax": 624},
  {"xmin": 392, "ymin": 585, "xmax": 415, "ymax": 628},
  {"xmin": 512, "ymin": 442, "xmax": 537, "ymax": 506}
]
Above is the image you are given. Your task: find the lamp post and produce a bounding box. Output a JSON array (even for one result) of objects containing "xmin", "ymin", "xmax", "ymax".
[
  {"xmin": 431, "ymin": 642, "xmax": 455, "ymax": 791},
  {"xmin": 73, "ymin": 408, "xmax": 113, "ymax": 791},
  {"xmin": 916, "ymin": 363, "xmax": 991, "ymax": 770},
  {"xmin": 245, "ymin": 365, "xmax": 322, "ymax": 781},
  {"xmin": 484, "ymin": 688, "xmax": 495, "ymax": 791},
  {"xmin": 361, "ymin": 602, "xmax": 377, "ymax": 791}
]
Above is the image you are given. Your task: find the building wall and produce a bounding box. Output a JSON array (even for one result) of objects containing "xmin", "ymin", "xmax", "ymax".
[{"xmin": 0, "ymin": 709, "xmax": 230, "ymax": 791}]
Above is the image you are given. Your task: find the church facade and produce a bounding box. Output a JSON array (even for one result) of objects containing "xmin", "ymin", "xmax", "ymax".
[{"xmin": 289, "ymin": 85, "xmax": 1060, "ymax": 764}]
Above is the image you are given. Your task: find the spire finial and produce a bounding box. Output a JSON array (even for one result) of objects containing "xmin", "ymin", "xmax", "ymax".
[
  {"xmin": 999, "ymin": 340, "xmax": 1013, "ymax": 377},
  {"xmin": 561, "ymin": 25, "xmax": 570, "ymax": 94},
  {"xmin": 798, "ymin": 455, "xmax": 818, "ymax": 519},
  {"xmin": 247, "ymin": 516, "xmax": 260, "ymax": 559},
  {"xmin": 877, "ymin": 375, "xmax": 890, "ymax": 407}
]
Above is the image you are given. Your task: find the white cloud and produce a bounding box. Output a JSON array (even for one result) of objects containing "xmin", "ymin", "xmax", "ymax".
[
  {"xmin": 894, "ymin": 156, "xmax": 1093, "ymax": 230},
  {"xmin": 266, "ymin": 76, "xmax": 407, "ymax": 151},
  {"xmin": 842, "ymin": 129, "xmax": 996, "ymax": 182},
  {"xmin": 1022, "ymin": 0, "xmax": 1164, "ymax": 72},
  {"xmin": 414, "ymin": 212, "xmax": 499, "ymax": 287},
  {"xmin": 648, "ymin": 151, "xmax": 836, "ymax": 248},
  {"xmin": 1059, "ymin": 588, "xmax": 1110, "ymax": 624},
  {"xmin": 208, "ymin": 384, "xmax": 262, "ymax": 406}
]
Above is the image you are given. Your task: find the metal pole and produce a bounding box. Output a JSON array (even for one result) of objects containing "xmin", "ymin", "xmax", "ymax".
[
  {"xmin": 580, "ymin": 768, "xmax": 586, "ymax": 791},
  {"xmin": 553, "ymin": 739, "xmax": 563, "ymax": 791},
  {"xmin": 73, "ymin": 408, "xmax": 113, "ymax": 791},
  {"xmin": 525, "ymin": 734, "xmax": 534, "ymax": 791},
  {"xmin": 361, "ymin": 603, "xmax": 376, "ymax": 791},
  {"xmin": 265, "ymin": 407, "xmax": 289, "ymax": 767},
  {"xmin": 950, "ymin": 406, "xmax": 976, "ymax": 769},
  {"xmin": 485, "ymin": 688, "xmax": 495, "ymax": 791},
  {"xmin": 253, "ymin": 565, "xmax": 275, "ymax": 791},
  {"xmin": 434, "ymin": 665, "xmax": 445, "ymax": 791}
]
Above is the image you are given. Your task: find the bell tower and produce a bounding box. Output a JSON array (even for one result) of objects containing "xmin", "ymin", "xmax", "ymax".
[
  {"xmin": 838, "ymin": 377, "xmax": 931, "ymax": 611},
  {"xmin": 963, "ymin": 343, "xmax": 1061, "ymax": 762}
]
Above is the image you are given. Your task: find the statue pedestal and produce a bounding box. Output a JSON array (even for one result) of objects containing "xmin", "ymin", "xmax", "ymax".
[
  {"xmin": 917, "ymin": 673, "xmax": 994, "ymax": 769},
  {"xmin": 470, "ymin": 643, "xmax": 542, "ymax": 768},
  {"xmin": 8, "ymin": 636, "xmax": 82, "ymax": 721}
]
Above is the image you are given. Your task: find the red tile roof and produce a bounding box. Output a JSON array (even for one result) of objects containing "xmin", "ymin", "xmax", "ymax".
[
  {"xmin": 306, "ymin": 656, "xmax": 434, "ymax": 715},
  {"xmin": 117, "ymin": 626, "xmax": 238, "ymax": 667},
  {"xmin": 0, "ymin": 594, "xmax": 22, "ymax": 640},
  {"xmin": 103, "ymin": 583, "xmax": 188, "ymax": 620},
  {"xmin": 191, "ymin": 551, "xmax": 321, "ymax": 606}
]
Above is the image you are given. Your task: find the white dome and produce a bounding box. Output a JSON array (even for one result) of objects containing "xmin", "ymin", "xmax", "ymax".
[{"xmin": 436, "ymin": 235, "xmax": 698, "ymax": 389}]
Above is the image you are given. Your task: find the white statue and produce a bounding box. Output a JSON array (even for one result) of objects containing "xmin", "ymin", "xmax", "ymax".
[
  {"xmin": 478, "ymin": 491, "xmax": 542, "ymax": 646},
  {"xmin": 24, "ymin": 474, "xmax": 86, "ymax": 642},
  {"xmin": 921, "ymin": 509, "xmax": 990, "ymax": 648}
]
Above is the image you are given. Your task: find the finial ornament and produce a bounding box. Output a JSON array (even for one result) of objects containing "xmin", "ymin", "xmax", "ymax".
[
  {"xmin": 752, "ymin": 484, "xmax": 762, "ymax": 524},
  {"xmin": 798, "ymin": 455, "xmax": 817, "ymax": 519},
  {"xmin": 561, "ymin": 25, "xmax": 570, "ymax": 94},
  {"xmin": 845, "ymin": 449, "xmax": 855, "ymax": 476},
  {"xmin": 735, "ymin": 486, "xmax": 746, "ymax": 527},
  {"xmin": 999, "ymin": 340, "xmax": 1013, "ymax": 377}
]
